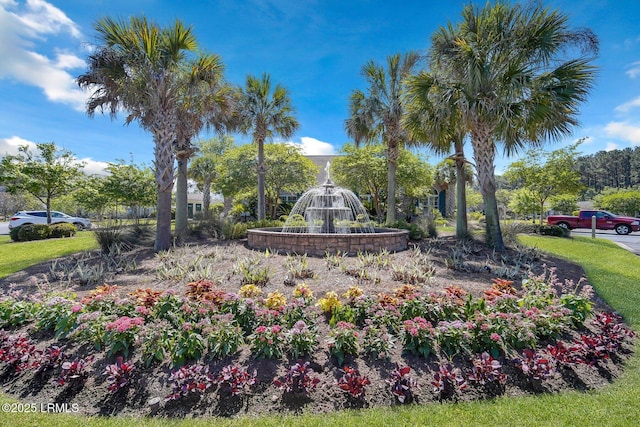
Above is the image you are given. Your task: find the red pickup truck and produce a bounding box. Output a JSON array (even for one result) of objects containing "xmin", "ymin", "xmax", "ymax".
[{"xmin": 546, "ymin": 210, "xmax": 640, "ymax": 235}]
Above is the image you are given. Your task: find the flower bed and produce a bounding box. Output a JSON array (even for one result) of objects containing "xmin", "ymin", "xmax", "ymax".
[{"xmin": 0, "ymin": 267, "xmax": 635, "ymax": 417}]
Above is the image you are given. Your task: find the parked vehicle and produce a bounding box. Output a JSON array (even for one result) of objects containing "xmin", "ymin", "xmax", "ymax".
[
  {"xmin": 8, "ymin": 211, "xmax": 92, "ymax": 230},
  {"xmin": 546, "ymin": 210, "xmax": 640, "ymax": 235}
]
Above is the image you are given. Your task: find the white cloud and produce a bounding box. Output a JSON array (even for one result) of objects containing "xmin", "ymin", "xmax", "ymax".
[
  {"xmin": 615, "ymin": 96, "xmax": 640, "ymax": 113},
  {"xmin": 0, "ymin": 0, "xmax": 87, "ymax": 110},
  {"xmin": 605, "ymin": 142, "xmax": 619, "ymax": 152},
  {"xmin": 79, "ymin": 158, "xmax": 109, "ymax": 176},
  {"xmin": 287, "ymin": 136, "xmax": 336, "ymax": 155},
  {"xmin": 626, "ymin": 61, "xmax": 640, "ymax": 79},
  {"xmin": 0, "ymin": 135, "xmax": 37, "ymax": 155},
  {"xmin": 604, "ymin": 121, "xmax": 640, "ymax": 146}
]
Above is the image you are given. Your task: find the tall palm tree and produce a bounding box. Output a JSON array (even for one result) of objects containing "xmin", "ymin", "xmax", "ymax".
[
  {"xmin": 403, "ymin": 71, "xmax": 471, "ymax": 239},
  {"xmin": 173, "ymin": 63, "xmax": 234, "ymax": 242},
  {"xmin": 236, "ymin": 73, "xmax": 299, "ymax": 220},
  {"xmin": 428, "ymin": 2, "xmax": 598, "ymax": 250},
  {"xmin": 77, "ymin": 16, "xmax": 222, "ymax": 251},
  {"xmin": 345, "ymin": 52, "xmax": 420, "ymax": 225}
]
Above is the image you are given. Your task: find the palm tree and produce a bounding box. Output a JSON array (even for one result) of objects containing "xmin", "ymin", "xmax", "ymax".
[
  {"xmin": 403, "ymin": 71, "xmax": 471, "ymax": 239},
  {"xmin": 345, "ymin": 52, "xmax": 420, "ymax": 225},
  {"xmin": 427, "ymin": 2, "xmax": 598, "ymax": 250},
  {"xmin": 236, "ymin": 73, "xmax": 299, "ymax": 220},
  {"xmin": 77, "ymin": 16, "xmax": 223, "ymax": 251},
  {"xmin": 189, "ymin": 135, "xmax": 234, "ymax": 220},
  {"xmin": 173, "ymin": 63, "xmax": 234, "ymax": 242}
]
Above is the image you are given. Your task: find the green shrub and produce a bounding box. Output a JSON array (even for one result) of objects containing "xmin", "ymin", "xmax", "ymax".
[
  {"xmin": 9, "ymin": 226, "xmax": 21, "ymax": 242},
  {"xmin": 390, "ymin": 220, "xmax": 425, "ymax": 241},
  {"xmin": 17, "ymin": 224, "xmax": 50, "ymax": 241},
  {"xmin": 49, "ymin": 223, "xmax": 77, "ymax": 238},
  {"xmin": 537, "ymin": 225, "xmax": 570, "ymax": 237}
]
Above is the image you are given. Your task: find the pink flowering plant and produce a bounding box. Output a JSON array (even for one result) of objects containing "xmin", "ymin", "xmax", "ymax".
[
  {"xmin": 135, "ymin": 320, "xmax": 176, "ymax": 367},
  {"xmin": 435, "ymin": 320, "xmax": 472, "ymax": 356},
  {"xmin": 249, "ymin": 324, "xmax": 285, "ymax": 359},
  {"xmin": 171, "ymin": 324, "xmax": 205, "ymax": 366},
  {"xmin": 402, "ymin": 317, "xmax": 435, "ymax": 358},
  {"xmin": 204, "ymin": 314, "xmax": 243, "ymax": 360},
  {"xmin": 327, "ymin": 321, "xmax": 359, "ymax": 366},
  {"xmin": 362, "ymin": 321, "xmax": 395, "ymax": 360},
  {"xmin": 104, "ymin": 316, "xmax": 145, "ymax": 357},
  {"xmin": 286, "ymin": 320, "xmax": 318, "ymax": 359}
]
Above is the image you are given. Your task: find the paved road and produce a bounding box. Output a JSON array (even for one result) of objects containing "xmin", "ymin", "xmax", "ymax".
[
  {"xmin": 571, "ymin": 229, "xmax": 640, "ymax": 255},
  {"xmin": 0, "ymin": 222, "xmax": 8, "ymax": 235}
]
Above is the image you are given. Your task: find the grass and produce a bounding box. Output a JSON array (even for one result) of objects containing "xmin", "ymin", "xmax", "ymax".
[
  {"xmin": 1, "ymin": 234, "xmax": 639, "ymax": 426},
  {"xmin": 0, "ymin": 232, "xmax": 99, "ymax": 279}
]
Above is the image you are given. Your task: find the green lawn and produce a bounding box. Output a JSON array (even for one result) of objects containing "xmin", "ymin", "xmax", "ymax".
[
  {"xmin": 0, "ymin": 235, "xmax": 639, "ymax": 426},
  {"xmin": 0, "ymin": 233, "xmax": 99, "ymax": 279}
]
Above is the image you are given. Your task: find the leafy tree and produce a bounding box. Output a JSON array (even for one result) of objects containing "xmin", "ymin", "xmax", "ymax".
[
  {"xmin": 504, "ymin": 144, "xmax": 583, "ymax": 225},
  {"xmin": 331, "ymin": 143, "xmax": 432, "ymax": 221},
  {"xmin": 73, "ymin": 175, "xmax": 112, "ymax": 218},
  {"xmin": 549, "ymin": 194, "xmax": 579, "ymax": 215},
  {"xmin": 0, "ymin": 143, "xmax": 84, "ymax": 224},
  {"xmin": 216, "ymin": 143, "xmax": 317, "ymax": 219},
  {"xmin": 189, "ymin": 135, "xmax": 234, "ymax": 220},
  {"xmin": 427, "ymin": 2, "xmax": 598, "ymax": 249},
  {"xmin": 236, "ymin": 73, "xmax": 299, "ymax": 220},
  {"xmin": 594, "ymin": 188, "xmax": 640, "ymax": 216},
  {"xmin": 345, "ymin": 52, "xmax": 420, "ymax": 225},
  {"xmin": 103, "ymin": 161, "xmax": 156, "ymax": 223},
  {"xmin": 508, "ymin": 188, "xmax": 539, "ymax": 218},
  {"xmin": 78, "ymin": 16, "xmax": 224, "ymax": 251}
]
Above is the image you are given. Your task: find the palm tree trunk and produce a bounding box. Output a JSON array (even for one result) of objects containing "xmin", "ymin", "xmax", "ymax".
[
  {"xmin": 386, "ymin": 142, "xmax": 398, "ymax": 225},
  {"xmin": 175, "ymin": 153, "xmax": 188, "ymax": 244},
  {"xmin": 257, "ymin": 139, "xmax": 266, "ymax": 220},
  {"xmin": 202, "ymin": 177, "xmax": 212, "ymax": 220},
  {"xmin": 223, "ymin": 195, "xmax": 233, "ymax": 217},
  {"xmin": 454, "ymin": 141, "xmax": 469, "ymax": 239},
  {"xmin": 471, "ymin": 126, "xmax": 504, "ymax": 251},
  {"xmin": 153, "ymin": 120, "xmax": 176, "ymax": 252}
]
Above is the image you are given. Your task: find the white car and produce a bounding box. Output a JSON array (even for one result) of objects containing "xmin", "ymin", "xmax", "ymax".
[{"xmin": 8, "ymin": 211, "xmax": 92, "ymax": 230}]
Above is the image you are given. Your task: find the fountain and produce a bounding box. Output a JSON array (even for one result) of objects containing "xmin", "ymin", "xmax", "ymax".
[{"xmin": 247, "ymin": 162, "xmax": 408, "ymax": 256}]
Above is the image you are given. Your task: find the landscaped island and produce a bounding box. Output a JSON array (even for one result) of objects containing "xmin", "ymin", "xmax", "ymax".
[{"xmin": 0, "ymin": 238, "xmax": 634, "ymax": 418}]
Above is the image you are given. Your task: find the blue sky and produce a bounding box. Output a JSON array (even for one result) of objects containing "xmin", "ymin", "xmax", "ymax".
[{"xmin": 1, "ymin": 0, "xmax": 639, "ymax": 175}]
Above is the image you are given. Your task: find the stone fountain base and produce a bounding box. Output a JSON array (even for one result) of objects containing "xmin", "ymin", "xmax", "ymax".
[{"xmin": 246, "ymin": 227, "xmax": 409, "ymax": 256}]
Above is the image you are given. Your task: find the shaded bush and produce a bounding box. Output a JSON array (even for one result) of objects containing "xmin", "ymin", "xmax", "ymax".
[
  {"xmin": 537, "ymin": 225, "xmax": 570, "ymax": 237},
  {"xmin": 16, "ymin": 224, "xmax": 50, "ymax": 242}
]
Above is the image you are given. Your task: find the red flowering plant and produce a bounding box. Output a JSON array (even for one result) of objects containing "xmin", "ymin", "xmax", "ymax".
[
  {"xmin": 249, "ymin": 324, "xmax": 285, "ymax": 359},
  {"xmin": 0, "ymin": 333, "xmax": 41, "ymax": 373},
  {"xmin": 273, "ymin": 360, "xmax": 319, "ymax": 394},
  {"xmin": 57, "ymin": 356, "xmax": 94, "ymax": 386},
  {"xmin": 467, "ymin": 352, "xmax": 507, "ymax": 389},
  {"xmin": 386, "ymin": 363, "xmax": 418, "ymax": 403},
  {"xmin": 337, "ymin": 365, "xmax": 370, "ymax": 400},
  {"xmin": 104, "ymin": 356, "xmax": 135, "ymax": 393},
  {"xmin": 165, "ymin": 363, "xmax": 215, "ymax": 401},
  {"xmin": 215, "ymin": 363, "xmax": 257, "ymax": 397},
  {"xmin": 432, "ymin": 363, "xmax": 467, "ymax": 399},
  {"xmin": 513, "ymin": 348, "xmax": 554, "ymax": 381},
  {"xmin": 104, "ymin": 316, "xmax": 145, "ymax": 357}
]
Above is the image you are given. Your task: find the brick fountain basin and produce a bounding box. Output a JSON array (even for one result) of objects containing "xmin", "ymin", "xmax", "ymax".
[{"xmin": 246, "ymin": 227, "xmax": 409, "ymax": 256}]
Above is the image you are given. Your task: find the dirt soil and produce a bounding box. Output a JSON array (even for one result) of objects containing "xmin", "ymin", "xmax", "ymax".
[{"xmin": 0, "ymin": 233, "xmax": 635, "ymax": 419}]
